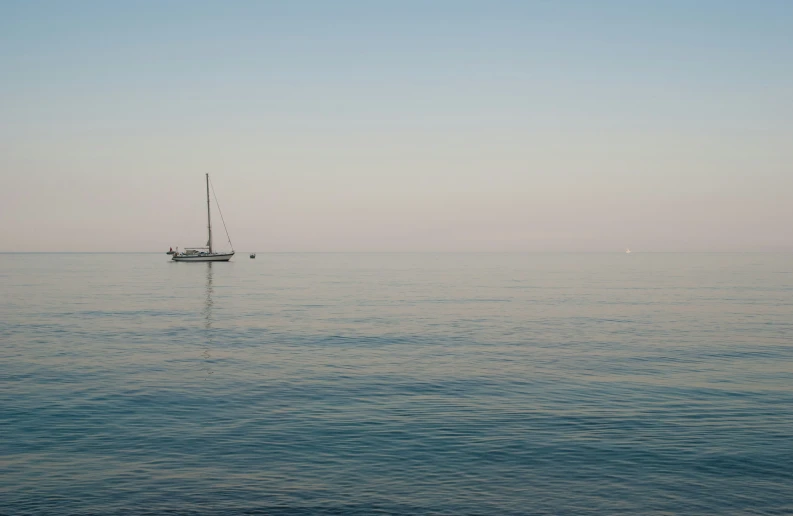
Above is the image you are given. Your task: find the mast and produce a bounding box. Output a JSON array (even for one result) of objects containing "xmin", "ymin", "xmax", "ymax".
[{"xmin": 206, "ymin": 173, "xmax": 212, "ymax": 253}]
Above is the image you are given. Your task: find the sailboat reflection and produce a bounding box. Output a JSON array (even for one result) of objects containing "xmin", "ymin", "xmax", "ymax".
[{"xmin": 201, "ymin": 262, "xmax": 214, "ymax": 376}]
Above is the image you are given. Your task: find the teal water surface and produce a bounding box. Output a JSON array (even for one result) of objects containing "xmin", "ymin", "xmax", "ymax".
[{"xmin": 2, "ymin": 253, "xmax": 792, "ymax": 515}]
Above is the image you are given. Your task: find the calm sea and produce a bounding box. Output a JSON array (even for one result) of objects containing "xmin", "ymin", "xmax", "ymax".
[{"xmin": 2, "ymin": 253, "xmax": 792, "ymax": 515}]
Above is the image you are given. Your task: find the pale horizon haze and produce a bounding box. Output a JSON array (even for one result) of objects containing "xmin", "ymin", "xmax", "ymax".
[{"xmin": 2, "ymin": 1, "xmax": 791, "ymax": 252}]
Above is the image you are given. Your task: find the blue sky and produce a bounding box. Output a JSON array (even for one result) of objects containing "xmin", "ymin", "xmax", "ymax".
[{"xmin": 1, "ymin": 1, "xmax": 791, "ymax": 251}]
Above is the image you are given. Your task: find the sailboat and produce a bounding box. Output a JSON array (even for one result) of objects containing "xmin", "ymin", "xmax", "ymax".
[{"xmin": 172, "ymin": 174, "xmax": 235, "ymax": 262}]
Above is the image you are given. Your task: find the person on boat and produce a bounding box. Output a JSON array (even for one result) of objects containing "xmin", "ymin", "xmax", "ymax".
[{"xmin": 169, "ymin": 247, "xmax": 173, "ymax": 253}]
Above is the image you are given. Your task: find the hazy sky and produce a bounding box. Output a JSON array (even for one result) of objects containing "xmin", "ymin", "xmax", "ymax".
[{"xmin": 2, "ymin": 1, "xmax": 791, "ymax": 252}]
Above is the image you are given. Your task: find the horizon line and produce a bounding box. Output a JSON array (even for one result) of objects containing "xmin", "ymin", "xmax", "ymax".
[{"xmin": 2, "ymin": 251, "xmax": 791, "ymax": 255}]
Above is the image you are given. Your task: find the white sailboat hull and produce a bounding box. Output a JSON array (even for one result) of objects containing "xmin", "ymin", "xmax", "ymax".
[{"xmin": 172, "ymin": 252, "xmax": 234, "ymax": 262}]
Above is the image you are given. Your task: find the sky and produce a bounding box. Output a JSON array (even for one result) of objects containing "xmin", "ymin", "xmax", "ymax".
[{"xmin": 1, "ymin": 0, "xmax": 791, "ymax": 252}]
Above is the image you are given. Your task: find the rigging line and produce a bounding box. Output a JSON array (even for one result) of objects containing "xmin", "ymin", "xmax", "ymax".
[{"xmin": 209, "ymin": 176, "xmax": 234, "ymax": 251}]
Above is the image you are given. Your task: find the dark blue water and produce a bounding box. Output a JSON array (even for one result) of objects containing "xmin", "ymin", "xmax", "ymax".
[{"xmin": 2, "ymin": 253, "xmax": 792, "ymax": 515}]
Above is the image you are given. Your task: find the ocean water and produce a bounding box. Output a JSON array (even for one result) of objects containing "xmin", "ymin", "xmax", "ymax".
[{"xmin": 2, "ymin": 253, "xmax": 792, "ymax": 515}]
